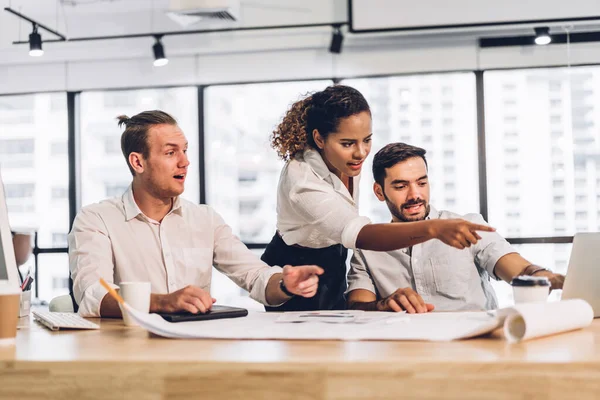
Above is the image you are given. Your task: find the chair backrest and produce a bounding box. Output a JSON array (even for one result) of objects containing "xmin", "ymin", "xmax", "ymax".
[
  {"xmin": 68, "ymin": 275, "xmax": 79, "ymax": 312},
  {"xmin": 49, "ymin": 294, "xmax": 75, "ymax": 312}
]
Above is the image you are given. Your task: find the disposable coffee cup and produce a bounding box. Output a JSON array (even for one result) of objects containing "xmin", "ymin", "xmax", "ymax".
[
  {"xmin": 511, "ymin": 275, "xmax": 550, "ymax": 304},
  {"xmin": 118, "ymin": 282, "xmax": 151, "ymax": 327},
  {"xmin": 0, "ymin": 283, "xmax": 21, "ymax": 345}
]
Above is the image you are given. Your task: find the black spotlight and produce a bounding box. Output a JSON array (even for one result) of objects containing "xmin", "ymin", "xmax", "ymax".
[
  {"xmin": 534, "ymin": 27, "xmax": 551, "ymax": 45},
  {"xmin": 29, "ymin": 24, "xmax": 43, "ymax": 57},
  {"xmin": 329, "ymin": 25, "xmax": 343, "ymax": 54},
  {"xmin": 152, "ymin": 35, "xmax": 168, "ymax": 67}
]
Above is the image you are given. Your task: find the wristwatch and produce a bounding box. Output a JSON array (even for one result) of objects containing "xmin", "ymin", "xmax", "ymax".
[{"xmin": 279, "ymin": 279, "xmax": 295, "ymax": 297}]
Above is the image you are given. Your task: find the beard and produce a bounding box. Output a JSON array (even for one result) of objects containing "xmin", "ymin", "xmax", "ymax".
[{"xmin": 384, "ymin": 194, "xmax": 430, "ymax": 222}]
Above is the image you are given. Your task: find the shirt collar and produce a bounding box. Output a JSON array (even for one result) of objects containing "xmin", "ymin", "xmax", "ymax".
[
  {"xmin": 122, "ymin": 184, "xmax": 183, "ymax": 222},
  {"xmin": 302, "ymin": 148, "xmax": 331, "ymax": 181},
  {"xmin": 302, "ymin": 148, "xmax": 356, "ymax": 203},
  {"xmin": 427, "ymin": 205, "xmax": 440, "ymax": 220}
]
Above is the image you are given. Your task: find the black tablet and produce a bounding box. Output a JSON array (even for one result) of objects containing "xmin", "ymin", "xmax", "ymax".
[{"xmin": 158, "ymin": 305, "xmax": 248, "ymax": 323}]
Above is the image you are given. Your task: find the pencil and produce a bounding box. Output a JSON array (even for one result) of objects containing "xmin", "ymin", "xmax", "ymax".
[{"xmin": 99, "ymin": 278, "xmax": 125, "ymax": 304}]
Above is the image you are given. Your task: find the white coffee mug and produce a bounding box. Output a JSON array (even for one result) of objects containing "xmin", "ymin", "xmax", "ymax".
[{"xmin": 118, "ymin": 282, "xmax": 151, "ymax": 327}]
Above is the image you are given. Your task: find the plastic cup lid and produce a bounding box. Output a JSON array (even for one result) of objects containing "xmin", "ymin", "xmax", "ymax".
[{"xmin": 511, "ymin": 275, "xmax": 550, "ymax": 287}]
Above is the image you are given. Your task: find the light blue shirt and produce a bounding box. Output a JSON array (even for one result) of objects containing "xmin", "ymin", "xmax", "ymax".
[{"xmin": 347, "ymin": 206, "xmax": 516, "ymax": 311}]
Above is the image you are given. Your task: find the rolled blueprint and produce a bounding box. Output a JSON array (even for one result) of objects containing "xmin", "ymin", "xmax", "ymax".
[{"xmin": 503, "ymin": 299, "xmax": 594, "ymax": 343}]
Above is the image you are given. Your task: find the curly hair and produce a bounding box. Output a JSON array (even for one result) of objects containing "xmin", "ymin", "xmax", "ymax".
[{"xmin": 271, "ymin": 85, "xmax": 371, "ymax": 161}]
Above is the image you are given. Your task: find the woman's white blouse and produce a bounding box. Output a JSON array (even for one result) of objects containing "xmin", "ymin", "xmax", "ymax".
[{"xmin": 276, "ymin": 148, "xmax": 371, "ymax": 250}]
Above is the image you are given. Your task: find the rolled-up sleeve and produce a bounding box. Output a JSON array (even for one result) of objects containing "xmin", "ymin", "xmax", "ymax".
[
  {"xmin": 467, "ymin": 214, "xmax": 517, "ymax": 279},
  {"xmin": 289, "ymin": 182, "xmax": 371, "ymax": 249},
  {"xmin": 68, "ymin": 207, "xmax": 117, "ymax": 317},
  {"xmin": 209, "ymin": 209, "xmax": 284, "ymax": 306},
  {"xmin": 346, "ymin": 249, "xmax": 377, "ymax": 295}
]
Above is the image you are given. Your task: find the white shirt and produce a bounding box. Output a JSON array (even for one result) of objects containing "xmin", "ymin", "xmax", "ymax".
[
  {"xmin": 276, "ymin": 148, "xmax": 371, "ymax": 250},
  {"xmin": 69, "ymin": 185, "xmax": 282, "ymax": 317},
  {"xmin": 347, "ymin": 207, "xmax": 516, "ymax": 311}
]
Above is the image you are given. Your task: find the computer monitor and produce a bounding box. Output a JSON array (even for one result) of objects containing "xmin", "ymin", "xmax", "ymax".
[
  {"xmin": 562, "ymin": 232, "xmax": 600, "ymax": 317},
  {"xmin": 0, "ymin": 168, "xmax": 20, "ymax": 287}
]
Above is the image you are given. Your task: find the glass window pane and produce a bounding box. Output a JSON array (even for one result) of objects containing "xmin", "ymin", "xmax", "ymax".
[
  {"xmin": 485, "ymin": 67, "xmax": 600, "ymax": 237},
  {"xmin": 80, "ymin": 87, "xmax": 200, "ymax": 207},
  {"xmin": 0, "ymin": 93, "xmax": 69, "ymax": 248},
  {"xmin": 490, "ymin": 243, "xmax": 571, "ymax": 308},
  {"xmin": 205, "ymin": 80, "xmax": 332, "ymax": 243},
  {"xmin": 36, "ymin": 253, "xmax": 70, "ymax": 304},
  {"xmin": 342, "ymin": 74, "xmax": 479, "ymax": 223}
]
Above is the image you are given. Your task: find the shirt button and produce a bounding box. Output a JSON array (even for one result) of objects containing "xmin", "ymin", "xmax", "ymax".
[{"xmin": 413, "ymin": 258, "xmax": 418, "ymax": 263}]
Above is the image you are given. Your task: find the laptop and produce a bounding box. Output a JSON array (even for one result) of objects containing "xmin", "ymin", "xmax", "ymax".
[
  {"xmin": 562, "ymin": 233, "xmax": 600, "ymax": 317},
  {"xmin": 158, "ymin": 304, "xmax": 248, "ymax": 322}
]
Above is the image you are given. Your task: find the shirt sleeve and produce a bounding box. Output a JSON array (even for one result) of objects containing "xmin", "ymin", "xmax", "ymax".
[
  {"xmin": 209, "ymin": 208, "xmax": 285, "ymax": 306},
  {"xmin": 289, "ymin": 179, "xmax": 371, "ymax": 249},
  {"xmin": 68, "ymin": 207, "xmax": 118, "ymax": 317},
  {"xmin": 467, "ymin": 214, "xmax": 517, "ymax": 279},
  {"xmin": 346, "ymin": 249, "xmax": 377, "ymax": 295}
]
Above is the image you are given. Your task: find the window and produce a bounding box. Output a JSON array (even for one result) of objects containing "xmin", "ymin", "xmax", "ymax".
[
  {"xmin": 80, "ymin": 88, "xmax": 200, "ymax": 207},
  {"xmin": 51, "ymin": 187, "xmax": 68, "ymax": 200},
  {"xmin": 205, "ymin": 80, "xmax": 331, "ymax": 243},
  {"xmin": 1, "ymin": 93, "xmax": 68, "ymax": 250},
  {"xmin": 50, "ymin": 141, "xmax": 67, "ymax": 156},
  {"xmin": 37, "ymin": 254, "xmax": 70, "ymax": 303},
  {"xmin": 105, "ymin": 184, "xmax": 128, "ymax": 198},
  {"xmin": 343, "ymin": 73, "xmax": 479, "ymax": 220},
  {"xmin": 486, "ymin": 67, "xmax": 600, "ymax": 237},
  {"xmin": 52, "ymin": 233, "xmax": 68, "ymax": 247},
  {"xmin": 550, "ymin": 99, "xmax": 562, "ymax": 108},
  {"xmin": 103, "ymin": 136, "xmax": 121, "ymax": 155},
  {"xmin": 0, "ymin": 138, "xmax": 34, "ymax": 154}
]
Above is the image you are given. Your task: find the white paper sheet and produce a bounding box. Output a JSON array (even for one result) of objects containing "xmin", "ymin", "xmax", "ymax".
[
  {"xmin": 122, "ymin": 299, "xmax": 593, "ymax": 342},
  {"xmin": 123, "ymin": 304, "xmax": 501, "ymax": 341},
  {"xmin": 501, "ymin": 299, "xmax": 593, "ymax": 343}
]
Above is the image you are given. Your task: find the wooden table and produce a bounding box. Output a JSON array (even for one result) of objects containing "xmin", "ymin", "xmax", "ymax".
[{"xmin": 1, "ymin": 315, "xmax": 599, "ymax": 399}]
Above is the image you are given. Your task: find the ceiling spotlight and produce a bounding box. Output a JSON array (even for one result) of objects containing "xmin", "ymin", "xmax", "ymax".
[
  {"xmin": 152, "ymin": 36, "xmax": 168, "ymax": 67},
  {"xmin": 329, "ymin": 25, "xmax": 343, "ymax": 54},
  {"xmin": 534, "ymin": 27, "xmax": 551, "ymax": 45},
  {"xmin": 29, "ymin": 24, "xmax": 43, "ymax": 57}
]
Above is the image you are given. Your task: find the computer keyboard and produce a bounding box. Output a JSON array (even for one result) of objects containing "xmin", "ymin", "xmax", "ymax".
[{"xmin": 32, "ymin": 310, "xmax": 100, "ymax": 331}]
